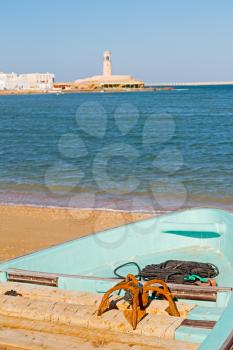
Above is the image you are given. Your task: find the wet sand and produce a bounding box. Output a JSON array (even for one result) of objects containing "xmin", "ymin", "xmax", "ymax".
[{"xmin": 0, "ymin": 205, "xmax": 153, "ymax": 262}]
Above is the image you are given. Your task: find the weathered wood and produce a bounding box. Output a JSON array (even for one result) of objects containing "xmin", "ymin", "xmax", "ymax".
[
  {"xmin": 6, "ymin": 268, "xmax": 119, "ymax": 282},
  {"xmin": 0, "ymin": 315, "xmax": 199, "ymax": 350},
  {"xmin": 181, "ymin": 319, "xmax": 216, "ymax": 329},
  {"xmin": 8, "ymin": 272, "xmax": 58, "ymax": 287},
  {"xmin": 167, "ymin": 283, "xmax": 232, "ymax": 293},
  {"xmin": 0, "ymin": 282, "xmax": 195, "ymax": 319},
  {"xmin": 0, "ymin": 294, "xmax": 184, "ymax": 339},
  {"xmin": 172, "ymin": 290, "xmax": 216, "ymax": 302}
]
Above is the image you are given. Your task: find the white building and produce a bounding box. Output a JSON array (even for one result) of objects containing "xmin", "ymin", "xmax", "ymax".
[{"xmin": 0, "ymin": 71, "xmax": 55, "ymax": 90}]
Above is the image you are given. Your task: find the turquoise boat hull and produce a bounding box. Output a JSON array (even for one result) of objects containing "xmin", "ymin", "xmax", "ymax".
[{"xmin": 0, "ymin": 207, "xmax": 233, "ymax": 349}]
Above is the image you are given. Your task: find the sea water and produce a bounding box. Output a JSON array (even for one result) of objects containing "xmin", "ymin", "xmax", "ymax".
[{"xmin": 0, "ymin": 85, "xmax": 233, "ymax": 212}]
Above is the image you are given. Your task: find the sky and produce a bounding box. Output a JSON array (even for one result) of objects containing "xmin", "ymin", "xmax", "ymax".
[{"xmin": 0, "ymin": 0, "xmax": 233, "ymax": 83}]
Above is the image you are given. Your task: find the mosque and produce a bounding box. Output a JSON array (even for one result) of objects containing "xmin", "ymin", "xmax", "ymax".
[{"xmin": 74, "ymin": 51, "xmax": 144, "ymax": 90}]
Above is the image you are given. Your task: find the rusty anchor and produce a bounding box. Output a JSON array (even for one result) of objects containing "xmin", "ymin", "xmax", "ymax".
[{"xmin": 97, "ymin": 274, "xmax": 180, "ymax": 330}]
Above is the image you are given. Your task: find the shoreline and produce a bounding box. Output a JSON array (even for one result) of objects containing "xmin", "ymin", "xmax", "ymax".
[
  {"xmin": 0, "ymin": 90, "xmax": 49, "ymax": 96},
  {"xmin": 0, "ymin": 204, "xmax": 153, "ymax": 262},
  {"xmin": 0, "ymin": 84, "xmax": 233, "ymax": 96},
  {"xmin": 0, "ymin": 201, "xmax": 167, "ymax": 214},
  {"xmin": 0, "ymin": 87, "xmax": 169, "ymax": 96}
]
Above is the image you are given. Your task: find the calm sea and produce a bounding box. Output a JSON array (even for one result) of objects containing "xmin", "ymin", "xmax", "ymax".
[{"xmin": 0, "ymin": 85, "xmax": 233, "ymax": 212}]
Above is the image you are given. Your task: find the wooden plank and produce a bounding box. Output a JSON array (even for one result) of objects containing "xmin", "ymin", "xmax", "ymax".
[
  {"xmin": 171, "ymin": 290, "xmax": 216, "ymax": 302},
  {"xmin": 0, "ymin": 314, "xmax": 199, "ymax": 350},
  {"xmin": 8, "ymin": 272, "xmax": 58, "ymax": 287},
  {"xmin": 181, "ymin": 319, "xmax": 216, "ymax": 329},
  {"xmin": 167, "ymin": 283, "xmax": 232, "ymax": 293},
  {"xmin": 5, "ymin": 268, "xmax": 119, "ymax": 282}
]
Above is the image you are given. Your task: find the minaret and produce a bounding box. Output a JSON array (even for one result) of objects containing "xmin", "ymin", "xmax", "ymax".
[{"xmin": 103, "ymin": 50, "xmax": 112, "ymax": 77}]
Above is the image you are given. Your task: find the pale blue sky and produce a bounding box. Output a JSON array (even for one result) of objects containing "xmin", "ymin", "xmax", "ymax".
[{"xmin": 0, "ymin": 0, "xmax": 232, "ymax": 83}]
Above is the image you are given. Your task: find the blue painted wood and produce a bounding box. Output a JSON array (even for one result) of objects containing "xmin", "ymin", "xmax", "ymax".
[{"xmin": 188, "ymin": 306, "xmax": 225, "ymax": 321}]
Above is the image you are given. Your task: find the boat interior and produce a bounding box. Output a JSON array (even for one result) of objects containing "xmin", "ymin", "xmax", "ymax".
[{"xmin": 0, "ymin": 208, "xmax": 233, "ymax": 350}]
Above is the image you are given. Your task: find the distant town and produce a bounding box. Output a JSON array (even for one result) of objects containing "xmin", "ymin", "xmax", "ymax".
[{"xmin": 0, "ymin": 51, "xmax": 233, "ymax": 95}]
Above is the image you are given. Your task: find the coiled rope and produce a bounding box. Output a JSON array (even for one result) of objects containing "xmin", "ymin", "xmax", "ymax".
[{"xmin": 113, "ymin": 260, "xmax": 219, "ymax": 284}]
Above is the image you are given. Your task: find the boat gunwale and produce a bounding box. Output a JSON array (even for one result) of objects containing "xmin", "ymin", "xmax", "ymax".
[
  {"xmin": 0, "ymin": 206, "xmax": 231, "ymax": 267},
  {"xmin": 219, "ymin": 330, "xmax": 233, "ymax": 350}
]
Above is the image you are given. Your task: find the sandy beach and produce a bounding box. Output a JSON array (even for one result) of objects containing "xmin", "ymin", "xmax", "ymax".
[{"xmin": 0, "ymin": 205, "xmax": 153, "ymax": 262}]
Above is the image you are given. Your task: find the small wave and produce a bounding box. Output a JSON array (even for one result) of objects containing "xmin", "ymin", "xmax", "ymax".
[
  {"xmin": 0, "ymin": 201, "xmax": 166, "ymax": 214},
  {"xmin": 175, "ymin": 88, "xmax": 190, "ymax": 91}
]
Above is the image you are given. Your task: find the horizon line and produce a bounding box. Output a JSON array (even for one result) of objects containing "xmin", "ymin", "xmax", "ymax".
[{"xmin": 147, "ymin": 81, "xmax": 233, "ymax": 86}]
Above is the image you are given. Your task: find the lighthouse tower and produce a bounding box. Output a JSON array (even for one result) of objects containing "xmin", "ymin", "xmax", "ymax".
[
  {"xmin": 103, "ymin": 50, "xmax": 112, "ymax": 77},
  {"xmin": 75, "ymin": 50, "xmax": 144, "ymax": 90}
]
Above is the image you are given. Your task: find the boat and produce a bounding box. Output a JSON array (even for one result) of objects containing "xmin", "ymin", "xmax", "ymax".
[{"xmin": 0, "ymin": 207, "xmax": 232, "ymax": 349}]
